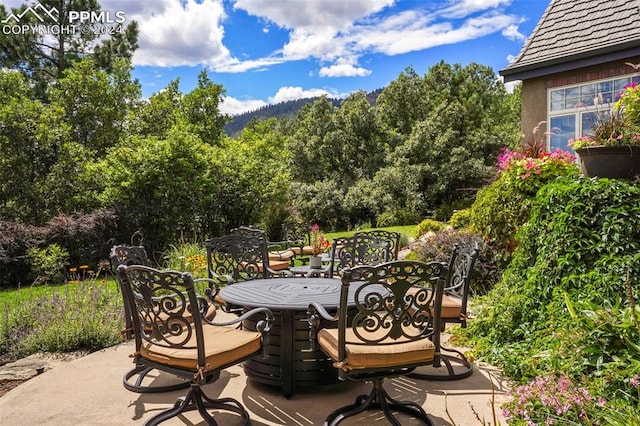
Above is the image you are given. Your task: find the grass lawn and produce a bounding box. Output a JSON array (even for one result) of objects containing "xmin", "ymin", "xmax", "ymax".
[
  {"xmin": 0, "ymin": 276, "xmax": 119, "ymax": 311},
  {"xmin": 323, "ymin": 225, "xmax": 417, "ymax": 243}
]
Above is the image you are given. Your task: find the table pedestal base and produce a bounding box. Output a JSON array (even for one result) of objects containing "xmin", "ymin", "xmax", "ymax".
[{"xmin": 242, "ymin": 309, "xmax": 338, "ymax": 397}]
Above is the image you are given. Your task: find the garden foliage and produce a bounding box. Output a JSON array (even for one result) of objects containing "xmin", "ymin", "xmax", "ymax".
[
  {"xmin": 466, "ymin": 177, "xmax": 640, "ymax": 419},
  {"xmin": 411, "ymin": 228, "xmax": 501, "ymax": 295},
  {"xmin": 470, "ymin": 149, "xmax": 579, "ymax": 257}
]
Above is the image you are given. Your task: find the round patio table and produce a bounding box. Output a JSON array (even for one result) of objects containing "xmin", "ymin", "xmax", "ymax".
[{"xmin": 218, "ymin": 277, "xmax": 349, "ymax": 397}]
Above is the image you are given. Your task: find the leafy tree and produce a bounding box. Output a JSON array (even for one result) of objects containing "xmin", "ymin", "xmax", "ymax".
[
  {"xmin": 286, "ymin": 96, "xmax": 337, "ymax": 184},
  {"xmin": 47, "ymin": 57, "xmax": 140, "ymax": 155},
  {"xmin": 214, "ymin": 118, "xmax": 291, "ymax": 236},
  {"xmin": 96, "ymin": 126, "xmax": 221, "ymax": 251},
  {"xmin": 133, "ymin": 72, "xmax": 229, "ymax": 146},
  {"xmin": 390, "ymin": 62, "xmax": 520, "ymax": 219},
  {"xmin": 328, "ymin": 91, "xmax": 388, "ymax": 183},
  {"xmin": 183, "ymin": 70, "xmax": 230, "ymax": 146},
  {"xmin": 132, "ymin": 79, "xmax": 184, "ymax": 139},
  {"xmin": 0, "ymin": 0, "xmax": 138, "ymax": 100},
  {"xmin": 0, "ymin": 71, "xmax": 70, "ymax": 223},
  {"xmin": 376, "ymin": 66, "xmax": 429, "ymax": 137}
]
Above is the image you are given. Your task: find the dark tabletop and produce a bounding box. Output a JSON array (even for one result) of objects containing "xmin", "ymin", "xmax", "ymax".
[{"xmin": 218, "ymin": 277, "xmax": 345, "ymax": 310}]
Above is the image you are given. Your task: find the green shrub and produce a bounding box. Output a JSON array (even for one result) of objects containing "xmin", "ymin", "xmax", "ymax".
[
  {"xmin": 411, "ymin": 228, "xmax": 501, "ymax": 295},
  {"xmin": 466, "ymin": 177, "xmax": 640, "ymax": 416},
  {"xmin": 448, "ymin": 208, "xmax": 472, "ymax": 229},
  {"xmin": 376, "ymin": 207, "xmax": 422, "ymax": 228},
  {"xmin": 469, "ymin": 150, "xmax": 579, "ymax": 259},
  {"xmin": 414, "ymin": 218, "xmax": 447, "ymax": 238},
  {"xmin": 26, "ymin": 244, "xmax": 69, "ymax": 285}
]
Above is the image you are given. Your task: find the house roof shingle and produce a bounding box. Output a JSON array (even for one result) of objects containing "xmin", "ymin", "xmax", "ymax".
[{"xmin": 500, "ymin": 0, "xmax": 640, "ymax": 81}]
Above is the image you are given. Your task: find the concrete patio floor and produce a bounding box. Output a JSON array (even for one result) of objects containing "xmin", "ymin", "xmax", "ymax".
[{"xmin": 0, "ymin": 333, "xmax": 509, "ymax": 426}]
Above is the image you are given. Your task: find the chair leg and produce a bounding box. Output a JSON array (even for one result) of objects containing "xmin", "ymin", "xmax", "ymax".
[
  {"xmin": 408, "ymin": 346, "xmax": 473, "ymax": 381},
  {"xmin": 144, "ymin": 382, "xmax": 250, "ymax": 426},
  {"xmin": 123, "ymin": 365, "xmax": 191, "ymax": 393},
  {"xmin": 325, "ymin": 378, "xmax": 433, "ymax": 426}
]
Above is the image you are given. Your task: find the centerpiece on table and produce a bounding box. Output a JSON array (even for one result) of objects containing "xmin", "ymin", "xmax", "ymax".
[
  {"xmin": 569, "ymin": 76, "xmax": 640, "ymax": 179},
  {"xmin": 309, "ymin": 224, "xmax": 330, "ymax": 269}
]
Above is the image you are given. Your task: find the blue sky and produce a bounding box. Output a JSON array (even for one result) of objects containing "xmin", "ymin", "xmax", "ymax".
[{"xmin": 7, "ymin": 0, "xmax": 550, "ymax": 115}]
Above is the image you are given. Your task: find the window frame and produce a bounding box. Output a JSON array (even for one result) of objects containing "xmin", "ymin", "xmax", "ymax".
[{"xmin": 547, "ymin": 74, "xmax": 640, "ymax": 153}]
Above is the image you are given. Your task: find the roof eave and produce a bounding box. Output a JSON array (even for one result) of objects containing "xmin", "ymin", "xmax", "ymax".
[{"xmin": 500, "ymin": 44, "xmax": 640, "ymax": 82}]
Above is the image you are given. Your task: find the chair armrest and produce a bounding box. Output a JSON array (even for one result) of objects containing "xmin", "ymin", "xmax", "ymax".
[
  {"xmin": 267, "ymin": 267, "xmax": 293, "ymax": 278},
  {"xmin": 307, "ymin": 302, "xmax": 339, "ymax": 351},
  {"xmin": 267, "ymin": 240, "xmax": 287, "ymax": 251},
  {"xmin": 208, "ymin": 269, "xmax": 233, "ymax": 285},
  {"xmin": 205, "ymin": 306, "xmax": 274, "ymax": 357}
]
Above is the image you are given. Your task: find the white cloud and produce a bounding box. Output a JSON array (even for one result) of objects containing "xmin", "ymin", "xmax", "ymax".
[
  {"xmin": 502, "ymin": 23, "xmax": 526, "ymax": 41},
  {"xmin": 268, "ymin": 86, "xmax": 343, "ymax": 104},
  {"xmin": 233, "ymin": 0, "xmax": 394, "ymax": 32},
  {"xmin": 221, "ymin": 85, "xmax": 346, "ymax": 115},
  {"xmin": 220, "ymin": 96, "xmax": 267, "ymax": 115},
  {"xmin": 104, "ymin": 0, "xmax": 239, "ymax": 68},
  {"xmin": 352, "ymin": 13, "xmax": 517, "ymax": 56},
  {"xmin": 319, "ymin": 58, "xmax": 371, "ymax": 77},
  {"xmin": 439, "ymin": 0, "xmax": 512, "ymax": 19}
]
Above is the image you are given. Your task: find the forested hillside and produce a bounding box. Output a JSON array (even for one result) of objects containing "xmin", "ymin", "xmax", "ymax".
[{"xmin": 224, "ymin": 88, "xmax": 382, "ymax": 136}]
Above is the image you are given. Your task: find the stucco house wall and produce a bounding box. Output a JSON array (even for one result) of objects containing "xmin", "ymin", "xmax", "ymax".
[
  {"xmin": 521, "ymin": 57, "xmax": 640, "ymax": 147},
  {"xmin": 501, "ymin": 0, "xmax": 640, "ymax": 151}
]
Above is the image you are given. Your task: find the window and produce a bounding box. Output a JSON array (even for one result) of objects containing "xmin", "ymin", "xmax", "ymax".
[{"xmin": 547, "ymin": 74, "xmax": 640, "ymax": 153}]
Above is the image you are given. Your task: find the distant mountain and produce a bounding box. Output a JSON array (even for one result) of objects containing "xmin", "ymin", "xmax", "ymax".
[{"xmin": 224, "ymin": 88, "xmax": 383, "ymax": 136}]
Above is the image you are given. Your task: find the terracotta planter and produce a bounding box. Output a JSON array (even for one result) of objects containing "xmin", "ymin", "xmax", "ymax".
[{"xmin": 575, "ymin": 145, "xmax": 640, "ymax": 179}]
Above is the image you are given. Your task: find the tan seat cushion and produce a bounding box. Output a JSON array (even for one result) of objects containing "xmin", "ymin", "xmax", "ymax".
[
  {"xmin": 291, "ymin": 245, "xmax": 315, "ymax": 256},
  {"xmin": 317, "ymin": 327, "xmax": 435, "ymax": 371},
  {"xmin": 237, "ymin": 260, "xmax": 290, "ymax": 272},
  {"xmin": 441, "ymin": 294, "xmax": 463, "ymax": 320},
  {"xmin": 268, "ymin": 250, "xmax": 295, "ymax": 261},
  {"xmin": 141, "ymin": 323, "xmax": 262, "ymax": 372},
  {"xmin": 406, "ymin": 287, "xmax": 462, "ymax": 320},
  {"xmin": 268, "ymin": 259, "xmax": 290, "ymax": 271}
]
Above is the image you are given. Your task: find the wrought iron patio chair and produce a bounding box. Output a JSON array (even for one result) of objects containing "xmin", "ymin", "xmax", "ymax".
[
  {"xmin": 117, "ymin": 264, "xmax": 273, "ymax": 425},
  {"xmin": 409, "ymin": 241, "xmax": 480, "ymax": 381},
  {"xmin": 281, "ymin": 221, "xmax": 313, "ymax": 264},
  {"xmin": 321, "ymin": 234, "xmax": 390, "ymax": 278},
  {"xmin": 354, "ymin": 229, "xmax": 402, "ymax": 260},
  {"xmin": 230, "ymin": 225, "xmax": 294, "ymax": 269},
  {"xmin": 307, "ymin": 260, "xmax": 447, "ymax": 425},
  {"xmin": 111, "ymin": 243, "xmax": 193, "ymax": 393},
  {"xmin": 205, "ymin": 234, "xmax": 292, "ymax": 313}
]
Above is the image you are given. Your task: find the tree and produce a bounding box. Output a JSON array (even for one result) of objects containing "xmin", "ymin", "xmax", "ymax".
[
  {"xmin": 376, "ymin": 66, "xmax": 429, "ymax": 137},
  {"xmin": 132, "ymin": 79, "xmax": 184, "ymax": 139},
  {"xmin": 96, "ymin": 126, "xmax": 221, "ymax": 251},
  {"xmin": 215, "ymin": 118, "xmax": 291, "ymax": 236},
  {"xmin": 47, "ymin": 57, "xmax": 140, "ymax": 155},
  {"xmin": 133, "ymin": 72, "xmax": 229, "ymax": 146},
  {"xmin": 0, "ymin": 0, "xmax": 138, "ymax": 100},
  {"xmin": 0, "ymin": 71, "xmax": 70, "ymax": 223},
  {"xmin": 389, "ymin": 62, "xmax": 520, "ymax": 219},
  {"xmin": 182, "ymin": 70, "xmax": 230, "ymax": 146},
  {"xmin": 286, "ymin": 96, "xmax": 337, "ymax": 183}
]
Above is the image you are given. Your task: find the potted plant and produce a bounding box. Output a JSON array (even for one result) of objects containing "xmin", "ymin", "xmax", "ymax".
[
  {"xmin": 309, "ymin": 224, "xmax": 330, "ymax": 269},
  {"xmin": 569, "ymin": 80, "xmax": 640, "ymax": 179}
]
